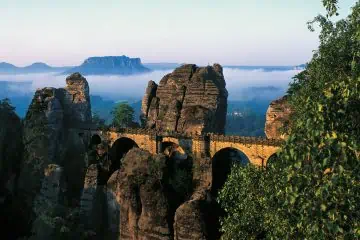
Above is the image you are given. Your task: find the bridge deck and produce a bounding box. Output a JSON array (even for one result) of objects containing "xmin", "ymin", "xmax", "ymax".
[{"xmin": 73, "ymin": 125, "xmax": 283, "ymax": 146}]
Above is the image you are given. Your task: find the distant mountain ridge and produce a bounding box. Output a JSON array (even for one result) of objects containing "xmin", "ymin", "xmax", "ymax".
[
  {"xmin": 63, "ymin": 55, "xmax": 151, "ymax": 75},
  {"xmin": 0, "ymin": 61, "xmax": 71, "ymax": 74},
  {"xmin": 0, "ymin": 57, "xmax": 306, "ymax": 74}
]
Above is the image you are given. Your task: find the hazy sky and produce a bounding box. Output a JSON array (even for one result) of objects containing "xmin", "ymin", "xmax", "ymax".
[{"xmin": 0, "ymin": 0, "xmax": 356, "ymax": 66}]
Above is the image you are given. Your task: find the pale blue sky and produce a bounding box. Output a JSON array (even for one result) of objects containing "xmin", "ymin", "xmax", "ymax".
[{"xmin": 0, "ymin": 0, "xmax": 356, "ymax": 66}]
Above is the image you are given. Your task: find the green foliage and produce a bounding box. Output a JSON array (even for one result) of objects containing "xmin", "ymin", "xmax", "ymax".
[
  {"xmin": 218, "ymin": 1, "xmax": 360, "ymax": 239},
  {"xmin": 111, "ymin": 102, "xmax": 135, "ymax": 128},
  {"xmin": 322, "ymin": 0, "xmax": 339, "ymax": 17},
  {"xmin": 0, "ymin": 98, "xmax": 15, "ymax": 111},
  {"xmin": 92, "ymin": 111, "xmax": 107, "ymax": 129},
  {"xmin": 218, "ymin": 165, "xmax": 270, "ymax": 240},
  {"xmin": 35, "ymin": 198, "xmax": 96, "ymax": 240}
]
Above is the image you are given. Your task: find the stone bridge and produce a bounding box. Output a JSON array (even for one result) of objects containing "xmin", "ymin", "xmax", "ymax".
[{"xmin": 78, "ymin": 127, "xmax": 282, "ymax": 166}]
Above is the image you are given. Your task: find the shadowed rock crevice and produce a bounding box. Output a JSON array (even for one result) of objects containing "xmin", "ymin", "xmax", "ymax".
[
  {"xmin": 161, "ymin": 142, "xmax": 194, "ymax": 238},
  {"xmin": 0, "ymin": 99, "xmax": 25, "ymax": 239},
  {"xmin": 109, "ymin": 137, "xmax": 139, "ymax": 173}
]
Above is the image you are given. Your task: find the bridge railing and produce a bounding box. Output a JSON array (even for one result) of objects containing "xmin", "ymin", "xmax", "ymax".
[
  {"xmin": 208, "ymin": 134, "xmax": 283, "ymax": 146},
  {"xmin": 74, "ymin": 125, "xmax": 284, "ymax": 146}
]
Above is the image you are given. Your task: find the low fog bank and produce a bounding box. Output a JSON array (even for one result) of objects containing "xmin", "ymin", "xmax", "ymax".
[
  {"xmin": 0, "ymin": 68, "xmax": 301, "ymax": 102},
  {"xmin": 0, "ymin": 68, "xmax": 301, "ymax": 136}
]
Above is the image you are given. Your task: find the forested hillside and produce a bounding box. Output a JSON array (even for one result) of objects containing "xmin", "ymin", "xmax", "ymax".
[{"xmin": 219, "ymin": 1, "xmax": 360, "ymax": 239}]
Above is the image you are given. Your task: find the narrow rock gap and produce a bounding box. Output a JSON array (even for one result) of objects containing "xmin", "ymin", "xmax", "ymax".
[
  {"xmin": 133, "ymin": 184, "xmax": 143, "ymax": 238},
  {"xmin": 175, "ymin": 86, "xmax": 187, "ymax": 132},
  {"xmin": 163, "ymin": 146, "xmax": 194, "ymax": 239}
]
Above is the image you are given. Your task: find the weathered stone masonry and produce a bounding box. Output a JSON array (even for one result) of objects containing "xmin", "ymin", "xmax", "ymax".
[{"xmin": 78, "ymin": 128, "xmax": 282, "ymax": 166}]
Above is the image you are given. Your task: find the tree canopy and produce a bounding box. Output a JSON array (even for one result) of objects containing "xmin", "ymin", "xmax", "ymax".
[
  {"xmin": 111, "ymin": 102, "xmax": 135, "ymax": 128},
  {"xmin": 0, "ymin": 98, "xmax": 15, "ymax": 112},
  {"xmin": 218, "ymin": 1, "xmax": 360, "ymax": 239}
]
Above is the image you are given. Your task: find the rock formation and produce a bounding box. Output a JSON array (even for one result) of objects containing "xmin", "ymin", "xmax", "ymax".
[
  {"xmin": 30, "ymin": 164, "xmax": 64, "ymax": 240},
  {"xmin": 106, "ymin": 148, "xmax": 172, "ymax": 239},
  {"xmin": 62, "ymin": 73, "xmax": 92, "ymax": 126},
  {"xmin": 16, "ymin": 73, "xmax": 92, "ymax": 238},
  {"xmin": 174, "ymin": 198, "xmax": 208, "ymax": 240},
  {"xmin": 265, "ymin": 96, "xmax": 292, "ymax": 139},
  {"xmin": 141, "ymin": 64, "xmax": 228, "ymax": 134},
  {"xmin": 0, "ymin": 100, "xmax": 23, "ymax": 198},
  {"xmin": 1, "ymin": 64, "xmax": 292, "ymax": 240},
  {"xmin": 0, "ymin": 99, "xmax": 25, "ymax": 239}
]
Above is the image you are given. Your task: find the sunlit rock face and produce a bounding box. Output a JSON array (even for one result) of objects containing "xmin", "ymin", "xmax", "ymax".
[
  {"xmin": 265, "ymin": 96, "xmax": 292, "ymax": 139},
  {"xmin": 141, "ymin": 64, "xmax": 228, "ymax": 134},
  {"xmin": 62, "ymin": 72, "xmax": 92, "ymax": 126}
]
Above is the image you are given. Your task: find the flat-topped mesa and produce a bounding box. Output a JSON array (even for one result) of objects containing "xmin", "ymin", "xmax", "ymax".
[
  {"xmin": 265, "ymin": 96, "xmax": 292, "ymax": 140},
  {"xmin": 64, "ymin": 56, "xmax": 151, "ymax": 75},
  {"xmin": 141, "ymin": 64, "xmax": 228, "ymax": 135}
]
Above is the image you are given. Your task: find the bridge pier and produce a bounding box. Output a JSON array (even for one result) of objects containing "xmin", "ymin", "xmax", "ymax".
[{"xmin": 192, "ymin": 135, "xmax": 211, "ymax": 159}]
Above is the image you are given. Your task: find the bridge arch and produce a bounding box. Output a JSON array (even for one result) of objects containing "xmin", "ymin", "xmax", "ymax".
[
  {"xmin": 209, "ymin": 147, "xmax": 250, "ymax": 239},
  {"xmin": 109, "ymin": 137, "xmax": 139, "ymax": 172},
  {"xmin": 90, "ymin": 134, "xmax": 102, "ymax": 146},
  {"xmin": 211, "ymin": 147, "xmax": 249, "ymax": 196},
  {"xmin": 211, "ymin": 147, "xmax": 250, "ymax": 196},
  {"xmin": 211, "ymin": 146, "xmax": 251, "ymax": 165},
  {"xmin": 161, "ymin": 141, "xmax": 187, "ymax": 160}
]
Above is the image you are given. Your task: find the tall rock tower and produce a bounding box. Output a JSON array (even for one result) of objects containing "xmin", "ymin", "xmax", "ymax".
[
  {"xmin": 141, "ymin": 64, "xmax": 228, "ymax": 134},
  {"xmin": 17, "ymin": 73, "xmax": 92, "ymax": 239}
]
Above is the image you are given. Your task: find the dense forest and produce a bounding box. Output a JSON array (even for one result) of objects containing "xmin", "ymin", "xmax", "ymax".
[{"xmin": 218, "ymin": 0, "xmax": 360, "ymax": 239}]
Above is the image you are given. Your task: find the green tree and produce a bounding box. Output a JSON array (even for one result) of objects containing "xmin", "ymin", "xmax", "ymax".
[
  {"xmin": 0, "ymin": 98, "xmax": 15, "ymax": 111},
  {"xmin": 111, "ymin": 102, "xmax": 135, "ymax": 128},
  {"xmin": 92, "ymin": 111, "xmax": 106, "ymax": 129},
  {"xmin": 218, "ymin": 1, "xmax": 360, "ymax": 239}
]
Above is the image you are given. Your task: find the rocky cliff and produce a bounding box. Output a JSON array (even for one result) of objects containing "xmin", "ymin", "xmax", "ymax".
[
  {"xmin": 2, "ymin": 65, "xmax": 291, "ymax": 240},
  {"xmin": 141, "ymin": 64, "xmax": 228, "ymax": 134},
  {"xmin": 265, "ymin": 96, "xmax": 292, "ymax": 139},
  {"xmin": 64, "ymin": 56, "xmax": 151, "ymax": 75},
  {"xmin": 0, "ymin": 100, "xmax": 24, "ymax": 239},
  {"xmin": 106, "ymin": 148, "xmax": 173, "ymax": 239},
  {"xmin": 16, "ymin": 73, "xmax": 92, "ymax": 239},
  {"xmin": 0, "ymin": 100, "xmax": 23, "ymax": 197}
]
